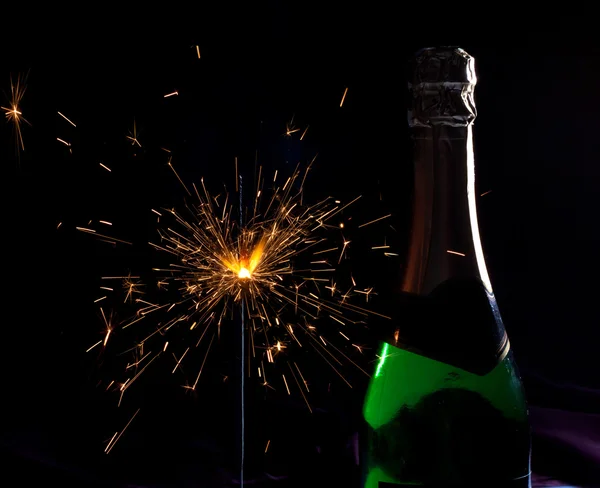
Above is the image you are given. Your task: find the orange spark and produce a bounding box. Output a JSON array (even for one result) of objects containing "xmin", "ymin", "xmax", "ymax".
[{"xmin": 340, "ymin": 87, "xmax": 348, "ymax": 107}]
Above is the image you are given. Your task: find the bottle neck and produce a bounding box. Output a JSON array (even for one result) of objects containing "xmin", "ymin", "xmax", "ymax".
[{"xmin": 402, "ymin": 124, "xmax": 493, "ymax": 296}]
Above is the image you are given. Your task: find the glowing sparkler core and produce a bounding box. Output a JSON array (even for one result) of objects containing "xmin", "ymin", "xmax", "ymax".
[
  {"xmin": 238, "ymin": 267, "xmax": 251, "ymax": 279},
  {"xmin": 222, "ymin": 238, "xmax": 265, "ymax": 281}
]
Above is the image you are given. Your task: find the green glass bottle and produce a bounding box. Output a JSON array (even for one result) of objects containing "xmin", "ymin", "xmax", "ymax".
[{"xmin": 361, "ymin": 47, "xmax": 531, "ymax": 487}]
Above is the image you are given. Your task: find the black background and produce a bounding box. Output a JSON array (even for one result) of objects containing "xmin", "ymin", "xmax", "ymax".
[{"xmin": 1, "ymin": 8, "xmax": 598, "ymax": 488}]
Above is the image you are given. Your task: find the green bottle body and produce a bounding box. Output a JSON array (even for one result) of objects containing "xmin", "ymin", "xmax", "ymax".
[
  {"xmin": 361, "ymin": 47, "xmax": 531, "ymax": 487},
  {"xmin": 362, "ymin": 341, "xmax": 530, "ymax": 487}
]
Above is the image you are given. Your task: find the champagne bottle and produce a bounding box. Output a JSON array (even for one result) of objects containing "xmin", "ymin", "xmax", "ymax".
[{"xmin": 361, "ymin": 47, "xmax": 531, "ymax": 487}]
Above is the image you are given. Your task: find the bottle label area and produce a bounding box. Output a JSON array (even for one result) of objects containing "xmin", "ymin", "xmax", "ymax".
[{"xmin": 381, "ymin": 278, "xmax": 510, "ymax": 376}]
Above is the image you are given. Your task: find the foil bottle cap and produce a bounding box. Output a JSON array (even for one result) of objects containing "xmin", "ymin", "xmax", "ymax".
[{"xmin": 408, "ymin": 46, "xmax": 477, "ymax": 127}]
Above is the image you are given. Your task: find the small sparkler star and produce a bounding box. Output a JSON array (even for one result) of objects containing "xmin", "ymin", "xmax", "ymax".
[{"xmin": 2, "ymin": 72, "xmax": 31, "ymax": 156}]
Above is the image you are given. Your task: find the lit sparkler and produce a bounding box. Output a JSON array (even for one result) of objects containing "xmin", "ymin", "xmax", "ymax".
[
  {"xmin": 2, "ymin": 72, "xmax": 31, "ymax": 155},
  {"xmin": 83, "ymin": 157, "xmax": 391, "ymax": 414}
]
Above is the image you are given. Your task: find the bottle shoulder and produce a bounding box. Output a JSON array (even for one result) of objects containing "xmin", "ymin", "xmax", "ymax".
[{"xmin": 370, "ymin": 277, "xmax": 508, "ymax": 376}]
